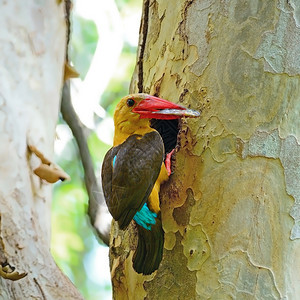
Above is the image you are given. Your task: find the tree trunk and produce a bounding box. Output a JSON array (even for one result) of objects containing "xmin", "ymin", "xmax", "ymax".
[
  {"xmin": 110, "ymin": 0, "xmax": 300, "ymax": 299},
  {"xmin": 0, "ymin": 1, "xmax": 82, "ymax": 299}
]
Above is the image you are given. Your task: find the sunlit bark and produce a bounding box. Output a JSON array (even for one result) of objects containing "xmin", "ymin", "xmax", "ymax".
[
  {"xmin": 111, "ymin": 0, "xmax": 300, "ymax": 299},
  {"xmin": 0, "ymin": 1, "xmax": 82, "ymax": 298}
]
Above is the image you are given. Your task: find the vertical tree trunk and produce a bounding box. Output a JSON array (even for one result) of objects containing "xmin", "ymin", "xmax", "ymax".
[
  {"xmin": 111, "ymin": 0, "xmax": 300, "ymax": 299},
  {"xmin": 0, "ymin": 1, "xmax": 82, "ymax": 298}
]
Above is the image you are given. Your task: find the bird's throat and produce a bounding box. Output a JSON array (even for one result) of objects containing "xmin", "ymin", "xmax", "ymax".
[{"xmin": 113, "ymin": 119, "xmax": 154, "ymax": 146}]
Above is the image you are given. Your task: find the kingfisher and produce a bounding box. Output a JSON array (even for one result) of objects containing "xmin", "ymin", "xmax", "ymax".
[{"xmin": 101, "ymin": 93, "xmax": 200, "ymax": 275}]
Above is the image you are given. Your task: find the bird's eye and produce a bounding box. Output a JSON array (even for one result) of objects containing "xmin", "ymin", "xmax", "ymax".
[{"xmin": 127, "ymin": 98, "xmax": 135, "ymax": 107}]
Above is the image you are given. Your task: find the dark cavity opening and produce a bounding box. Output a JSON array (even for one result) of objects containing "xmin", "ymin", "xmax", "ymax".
[{"xmin": 150, "ymin": 119, "xmax": 179, "ymax": 155}]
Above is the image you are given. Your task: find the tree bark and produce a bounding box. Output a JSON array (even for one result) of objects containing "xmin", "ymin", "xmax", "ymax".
[
  {"xmin": 0, "ymin": 1, "xmax": 82, "ymax": 299},
  {"xmin": 110, "ymin": 0, "xmax": 300, "ymax": 299}
]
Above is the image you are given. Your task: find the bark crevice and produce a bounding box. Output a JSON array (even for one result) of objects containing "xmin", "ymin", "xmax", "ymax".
[
  {"xmin": 34, "ymin": 278, "xmax": 47, "ymax": 300},
  {"xmin": 138, "ymin": 0, "xmax": 150, "ymax": 93}
]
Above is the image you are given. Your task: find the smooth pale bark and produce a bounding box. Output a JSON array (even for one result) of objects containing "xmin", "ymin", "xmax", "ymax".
[
  {"xmin": 110, "ymin": 0, "xmax": 300, "ymax": 299},
  {"xmin": 0, "ymin": 1, "xmax": 82, "ymax": 299}
]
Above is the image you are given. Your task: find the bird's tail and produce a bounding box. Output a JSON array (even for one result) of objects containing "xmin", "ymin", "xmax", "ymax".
[{"xmin": 132, "ymin": 215, "xmax": 164, "ymax": 275}]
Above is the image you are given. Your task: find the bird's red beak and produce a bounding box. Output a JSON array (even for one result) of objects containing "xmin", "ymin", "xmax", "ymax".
[{"xmin": 132, "ymin": 95, "xmax": 200, "ymax": 120}]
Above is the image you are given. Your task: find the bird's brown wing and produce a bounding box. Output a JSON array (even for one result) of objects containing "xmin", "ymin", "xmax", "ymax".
[{"xmin": 101, "ymin": 131, "xmax": 164, "ymax": 230}]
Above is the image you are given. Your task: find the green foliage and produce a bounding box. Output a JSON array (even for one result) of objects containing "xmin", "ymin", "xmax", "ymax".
[
  {"xmin": 101, "ymin": 43, "xmax": 137, "ymax": 114},
  {"xmin": 71, "ymin": 16, "xmax": 98, "ymax": 79},
  {"xmin": 115, "ymin": 0, "xmax": 141, "ymax": 11},
  {"xmin": 88, "ymin": 131, "xmax": 111, "ymax": 163}
]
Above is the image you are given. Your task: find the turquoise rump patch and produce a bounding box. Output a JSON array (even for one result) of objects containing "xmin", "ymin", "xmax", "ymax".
[{"xmin": 134, "ymin": 203, "xmax": 157, "ymax": 230}]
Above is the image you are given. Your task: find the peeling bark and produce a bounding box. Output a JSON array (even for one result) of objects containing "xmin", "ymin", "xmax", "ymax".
[
  {"xmin": 0, "ymin": 1, "xmax": 82, "ymax": 299},
  {"xmin": 113, "ymin": 0, "xmax": 300, "ymax": 299}
]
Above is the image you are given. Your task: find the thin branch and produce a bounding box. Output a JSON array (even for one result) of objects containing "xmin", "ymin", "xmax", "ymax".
[{"xmin": 61, "ymin": 81, "xmax": 110, "ymax": 246}]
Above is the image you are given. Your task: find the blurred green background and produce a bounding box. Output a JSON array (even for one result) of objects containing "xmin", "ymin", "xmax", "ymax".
[{"xmin": 52, "ymin": 0, "xmax": 142, "ymax": 299}]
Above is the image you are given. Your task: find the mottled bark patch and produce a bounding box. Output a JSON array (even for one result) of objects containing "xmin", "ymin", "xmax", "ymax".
[
  {"xmin": 173, "ymin": 188, "xmax": 195, "ymax": 226},
  {"xmin": 144, "ymin": 232, "xmax": 197, "ymax": 300}
]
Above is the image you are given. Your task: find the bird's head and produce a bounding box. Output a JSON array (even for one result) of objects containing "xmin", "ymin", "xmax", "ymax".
[{"xmin": 113, "ymin": 93, "xmax": 200, "ymax": 145}]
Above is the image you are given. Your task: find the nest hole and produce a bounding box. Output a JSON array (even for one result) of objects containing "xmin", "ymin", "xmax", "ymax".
[{"xmin": 150, "ymin": 119, "xmax": 180, "ymax": 156}]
